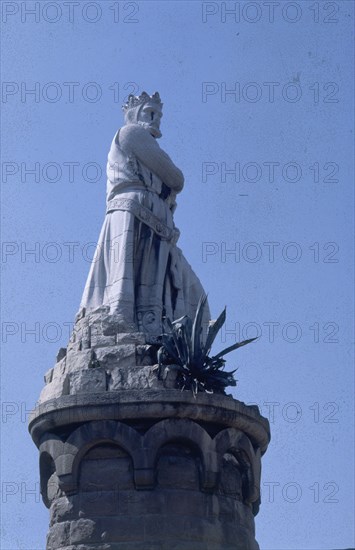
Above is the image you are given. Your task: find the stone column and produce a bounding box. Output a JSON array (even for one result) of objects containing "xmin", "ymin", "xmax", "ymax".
[{"xmin": 29, "ymin": 307, "xmax": 270, "ymax": 550}]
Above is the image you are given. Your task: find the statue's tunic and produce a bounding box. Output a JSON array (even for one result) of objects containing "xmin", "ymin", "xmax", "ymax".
[{"xmin": 80, "ymin": 124, "xmax": 210, "ymax": 334}]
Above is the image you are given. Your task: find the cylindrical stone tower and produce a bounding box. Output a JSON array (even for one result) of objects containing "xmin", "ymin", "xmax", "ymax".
[{"xmin": 29, "ymin": 307, "xmax": 270, "ymax": 550}]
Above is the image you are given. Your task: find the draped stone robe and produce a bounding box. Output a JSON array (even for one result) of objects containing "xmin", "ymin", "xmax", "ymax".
[{"xmin": 80, "ymin": 123, "xmax": 210, "ymax": 335}]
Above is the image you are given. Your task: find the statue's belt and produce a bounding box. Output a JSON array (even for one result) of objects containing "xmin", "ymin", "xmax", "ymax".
[{"xmin": 106, "ymin": 197, "xmax": 180, "ymax": 244}]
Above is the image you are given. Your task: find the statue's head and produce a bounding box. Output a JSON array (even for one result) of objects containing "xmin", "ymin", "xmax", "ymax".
[{"xmin": 122, "ymin": 91, "xmax": 163, "ymax": 138}]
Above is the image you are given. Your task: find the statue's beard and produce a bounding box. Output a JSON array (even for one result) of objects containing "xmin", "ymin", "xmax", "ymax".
[{"xmin": 137, "ymin": 121, "xmax": 162, "ymax": 139}]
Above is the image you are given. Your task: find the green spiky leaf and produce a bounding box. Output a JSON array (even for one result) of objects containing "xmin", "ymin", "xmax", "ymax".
[
  {"xmin": 202, "ymin": 307, "xmax": 226, "ymax": 357},
  {"xmin": 191, "ymin": 294, "xmax": 208, "ymax": 363},
  {"xmin": 213, "ymin": 337, "xmax": 257, "ymax": 360},
  {"xmin": 159, "ymin": 298, "xmax": 255, "ymax": 395}
]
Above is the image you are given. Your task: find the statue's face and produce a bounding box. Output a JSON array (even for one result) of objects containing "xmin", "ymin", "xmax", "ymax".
[{"xmin": 137, "ymin": 102, "xmax": 163, "ymax": 138}]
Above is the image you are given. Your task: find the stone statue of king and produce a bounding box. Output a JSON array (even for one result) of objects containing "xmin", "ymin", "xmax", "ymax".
[{"xmin": 79, "ymin": 91, "xmax": 210, "ymax": 336}]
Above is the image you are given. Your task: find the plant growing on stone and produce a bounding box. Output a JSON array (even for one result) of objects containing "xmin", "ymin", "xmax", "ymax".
[{"xmin": 159, "ymin": 295, "xmax": 256, "ymax": 395}]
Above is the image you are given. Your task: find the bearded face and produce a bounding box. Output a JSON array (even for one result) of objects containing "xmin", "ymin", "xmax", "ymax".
[{"xmin": 124, "ymin": 101, "xmax": 163, "ymax": 138}]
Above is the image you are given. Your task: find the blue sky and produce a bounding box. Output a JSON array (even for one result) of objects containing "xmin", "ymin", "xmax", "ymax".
[{"xmin": 1, "ymin": 1, "xmax": 354, "ymax": 548}]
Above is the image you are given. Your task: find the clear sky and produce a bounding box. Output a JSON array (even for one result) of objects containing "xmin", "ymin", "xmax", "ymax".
[{"xmin": 1, "ymin": 1, "xmax": 354, "ymax": 549}]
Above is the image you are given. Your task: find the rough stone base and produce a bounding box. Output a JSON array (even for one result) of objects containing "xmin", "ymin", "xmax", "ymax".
[
  {"xmin": 30, "ymin": 391, "xmax": 269, "ymax": 550},
  {"xmin": 44, "ymin": 430, "xmax": 259, "ymax": 550},
  {"xmin": 31, "ymin": 305, "xmax": 270, "ymax": 549},
  {"xmin": 39, "ymin": 306, "xmax": 177, "ymax": 404}
]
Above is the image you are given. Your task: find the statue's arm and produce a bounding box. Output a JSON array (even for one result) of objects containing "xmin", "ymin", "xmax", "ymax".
[{"xmin": 118, "ymin": 124, "xmax": 184, "ymax": 192}]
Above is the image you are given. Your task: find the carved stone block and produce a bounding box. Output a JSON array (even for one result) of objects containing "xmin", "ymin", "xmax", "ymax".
[
  {"xmin": 95, "ymin": 345, "xmax": 136, "ymax": 370},
  {"xmin": 69, "ymin": 368, "xmax": 107, "ymax": 395}
]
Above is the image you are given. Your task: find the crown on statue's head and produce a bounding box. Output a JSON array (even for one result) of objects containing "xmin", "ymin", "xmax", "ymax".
[{"xmin": 122, "ymin": 91, "xmax": 163, "ymax": 112}]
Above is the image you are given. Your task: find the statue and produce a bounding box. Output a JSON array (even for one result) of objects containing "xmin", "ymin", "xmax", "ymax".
[
  {"xmin": 30, "ymin": 96, "xmax": 269, "ymax": 550},
  {"xmin": 79, "ymin": 92, "xmax": 210, "ymax": 336}
]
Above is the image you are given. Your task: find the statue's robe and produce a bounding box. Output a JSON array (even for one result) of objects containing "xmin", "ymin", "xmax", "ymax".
[{"xmin": 80, "ymin": 123, "xmax": 210, "ymax": 334}]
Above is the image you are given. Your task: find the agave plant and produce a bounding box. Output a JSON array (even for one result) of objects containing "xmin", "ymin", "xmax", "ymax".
[{"xmin": 158, "ymin": 295, "xmax": 257, "ymax": 395}]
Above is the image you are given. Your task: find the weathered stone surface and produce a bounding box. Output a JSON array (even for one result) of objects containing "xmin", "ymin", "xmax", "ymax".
[
  {"xmin": 69, "ymin": 368, "xmax": 107, "ymax": 394},
  {"xmin": 47, "ymin": 472, "xmax": 65, "ymax": 502},
  {"xmin": 65, "ymin": 350, "xmax": 93, "ymax": 373},
  {"xmin": 116, "ymin": 332, "xmax": 146, "ymax": 345},
  {"xmin": 94, "ymin": 516, "xmax": 146, "ymax": 542},
  {"xmin": 125, "ymin": 365, "xmax": 160, "ymax": 389},
  {"xmin": 69, "ymin": 518, "xmax": 96, "ymax": 544},
  {"xmin": 46, "ymin": 520, "xmax": 71, "ymax": 549},
  {"xmin": 44, "ymin": 368, "xmax": 54, "ymax": 384},
  {"xmin": 220, "ymin": 453, "xmax": 244, "ymax": 499},
  {"xmin": 75, "ymin": 491, "xmax": 120, "ymax": 518},
  {"xmin": 89, "ymin": 332, "xmax": 116, "ymax": 348},
  {"xmin": 116, "ymin": 490, "xmax": 166, "ymax": 516},
  {"xmin": 107, "ymin": 368, "xmax": 124, "ymax": 391},
  {"xmin": 39, "ymin": 373, "xmax": 69, "ymax": 403},
  {"xmin": 74, "ymin": 307, "xmax": 87, "ymax": 323},
  {"xmin": 39, "ymin": 363, "xmax": 170, "ymax": 403},
  {"xmin": 157, "ymin": 444, "xmax": 200, "ymax": 490},
  {"xmin": 37, "ymin": 330, "xmax": 166, "ymax": 403},
  {"xmin": 36, "ymin": 406, "xmax": 267, "ymax": 548},
  {"xmin": 33, "ymin": 302, "xmax": 269, "ymax": 549},
  {"xmin": 30, "ymin": 390, "xmax": 270, "ymax": 453},
  {"xmin": 107, "ymin": 365, "xmax": 160, "ymax": 391},
  {"xmin": 67, "ymin": 339, "xmax": 82, "ymax": 353},
  {"xmin": 57, "ymin": 348, "xmax": 67, "ymax": 362},
  {"xmin": 54, "ymin": 356, "xmax": 67, "ymax": 376},
  {"xmin": 79, "ymin": 456, "xmax": 133, "ymax": 492},
  {"xmin": 50, "ymin": 496, "xmax": 75, "ymax": 526},
  {"xmin": 95, "ymin": 345, "xmax": 136, "ymax": 370}
]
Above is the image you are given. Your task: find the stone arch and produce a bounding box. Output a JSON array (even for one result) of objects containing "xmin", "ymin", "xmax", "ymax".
[
  {"xmin": 39, "ymin": 451, "xmax": 56, "ymax": 508},
  {"xmin": 54, "ymin": 420, "xmax": 142, "ymax": 493},
  {"xmin": 39, "ymin": 434, "xmax": 64, "ymax": 507},
  {"xmin": 39, "ymin": 432, "xmax": 64, "ymax": 461},
  {"xmin": 214, "ymin": 428, "xmax": 261, "ymax": 503},
  {"xmin": 77, "ymin": 441, "xmax": 135, "ymax": 496},
  {"xmin": 143, "ymin": 418, "xmax": 218, "ymax": 490}
]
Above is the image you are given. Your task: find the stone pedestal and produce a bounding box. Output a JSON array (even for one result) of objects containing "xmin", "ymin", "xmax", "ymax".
[{"xmin": 29, "ymin": 309, "xmax": 270, "ymax": 549}]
